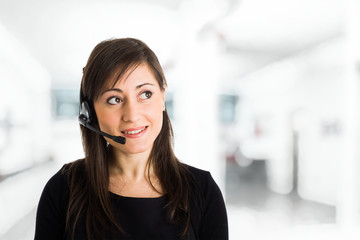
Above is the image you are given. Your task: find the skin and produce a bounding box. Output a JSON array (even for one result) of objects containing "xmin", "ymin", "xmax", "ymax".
[{"xmin": 94, "ymin": 63, "xmax": 165, "ymax": 198}]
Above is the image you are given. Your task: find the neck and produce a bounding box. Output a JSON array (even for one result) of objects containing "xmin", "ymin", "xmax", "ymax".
[{"xmin": 109, "ymin": 147, "xmax": 153, "ymax": 182}]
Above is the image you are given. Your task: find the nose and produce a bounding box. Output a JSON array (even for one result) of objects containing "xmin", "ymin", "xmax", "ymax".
[{"xmin": 121, "ymin": 100, "xmax": 139, "ymax": 122}]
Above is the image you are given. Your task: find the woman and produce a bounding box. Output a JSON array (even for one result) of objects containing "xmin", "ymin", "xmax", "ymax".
[{"xmin": 35, "ymin": 38, "xmax": 228, "ymax": 240}]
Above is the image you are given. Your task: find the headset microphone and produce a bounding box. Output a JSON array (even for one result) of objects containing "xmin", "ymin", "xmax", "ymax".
[{"xmin": 78, "ymin": 101, "xmax": 126, "ymax": 145}]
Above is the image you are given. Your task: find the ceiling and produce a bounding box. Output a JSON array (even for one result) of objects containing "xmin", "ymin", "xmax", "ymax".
[{"xmin": 0, "ymin": 0, "xmax": 345, "ymax": 86}]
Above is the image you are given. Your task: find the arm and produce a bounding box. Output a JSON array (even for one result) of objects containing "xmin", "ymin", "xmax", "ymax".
[
  {"xmin": 34, "ymin": 167, "xmax": 69, "ymax": 240},
  {"xmin": 199, "ymin": 172, "xmax": 228, "ymax": 240}
]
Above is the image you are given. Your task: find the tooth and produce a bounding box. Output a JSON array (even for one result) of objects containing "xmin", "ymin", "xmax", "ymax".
[{"xmin": 125, "ymin": 127, "xmax": 145, "ymax": 134}]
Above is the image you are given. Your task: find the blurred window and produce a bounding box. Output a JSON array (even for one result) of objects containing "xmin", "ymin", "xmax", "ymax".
[
  {"xmin": 52, "ymin": 89, "xmax": 79, "ymax": 119},
  {"xmin": 219, "ymin": 94, "xmax": 238, "ymax": 123},
  {"xmin": 165, "ymin": 92, "xmax": 174, "ymax": 120}
]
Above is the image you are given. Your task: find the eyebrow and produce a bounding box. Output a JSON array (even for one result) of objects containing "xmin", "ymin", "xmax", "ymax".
[
  {"xmin": 136, "ymin": 83, "xmax": 155, "ymax": 89},
  {"xmin": 100, "ymin": 83, "xmax": 156, "ymax": 95}
]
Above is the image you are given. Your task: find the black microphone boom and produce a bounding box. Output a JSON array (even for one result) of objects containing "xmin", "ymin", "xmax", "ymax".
[{"xmin": 78, "ymin": 116, "xmax": 126, "ymax": 144}]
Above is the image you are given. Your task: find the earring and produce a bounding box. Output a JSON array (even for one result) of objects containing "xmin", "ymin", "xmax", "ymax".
[{"xmin": 163, "ymin": 103, "xmax": 165, "ymax": 111}]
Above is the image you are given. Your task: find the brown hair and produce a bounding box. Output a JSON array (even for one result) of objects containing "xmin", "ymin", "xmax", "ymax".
[{"xmin": 65, "ymin": 38, "xmax": 195, "ymax": 239}]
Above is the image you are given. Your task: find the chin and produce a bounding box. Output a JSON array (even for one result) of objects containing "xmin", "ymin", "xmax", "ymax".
[{"xmin": 116, "ymin": 142, "xmax": 153, "ymax": 155}]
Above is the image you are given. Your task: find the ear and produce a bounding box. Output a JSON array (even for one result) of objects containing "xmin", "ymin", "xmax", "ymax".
[
  {"xmin": 161, "ymin": 85, "xmax": 166, "ymax": 111},
  {"xmin": 161, "ymin": 84, "xmax": 166, "ymax": 103}
]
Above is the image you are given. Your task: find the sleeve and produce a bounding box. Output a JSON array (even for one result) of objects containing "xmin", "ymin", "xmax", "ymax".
[
  {"xmin": 198, "ymin": 172, "xmax": 229, "ymax": 240},
  {"xmin": 34, "ymin": 167, "xmax": 69, "ymax": 240}
]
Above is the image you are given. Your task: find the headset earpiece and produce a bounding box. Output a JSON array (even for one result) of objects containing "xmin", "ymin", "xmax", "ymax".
[{"xmin": 79, "ymin": 101, "xmax": 92, "ymax": 126}]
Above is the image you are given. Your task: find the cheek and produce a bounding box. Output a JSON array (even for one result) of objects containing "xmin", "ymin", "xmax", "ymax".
[
  {"xmin": 95, "ymin": 108, "xmax": 119, "ymax": 130},
  {"xmin": 147, "ymin": 106, "xmax": 163, "ymax": 130}
]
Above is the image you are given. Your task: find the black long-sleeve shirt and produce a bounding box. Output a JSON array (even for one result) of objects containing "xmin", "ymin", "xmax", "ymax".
[{"xmin": 35, "ymin": 163, "xmax": 228, "ymax": 240}]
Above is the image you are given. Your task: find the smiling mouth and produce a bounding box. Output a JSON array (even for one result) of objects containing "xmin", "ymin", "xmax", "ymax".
[{"xmin": 121, "ymin": 126, "xmax": 148, "ymax": 135}]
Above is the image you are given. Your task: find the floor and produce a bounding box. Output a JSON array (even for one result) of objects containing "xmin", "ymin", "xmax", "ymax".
[{"xmin": 225, "ymin": 160, "xmax": 360, "ymax": 240}]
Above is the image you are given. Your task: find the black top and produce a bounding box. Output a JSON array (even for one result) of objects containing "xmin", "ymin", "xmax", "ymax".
[{"xmin": 35, "ymin": 163, "xmax": 228, "ymax": 240}]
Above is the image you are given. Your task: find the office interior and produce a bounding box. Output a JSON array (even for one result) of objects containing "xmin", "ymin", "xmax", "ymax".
[{"xmin": 1, "ymin": 0, "xmax": 360, "ymax": 239}]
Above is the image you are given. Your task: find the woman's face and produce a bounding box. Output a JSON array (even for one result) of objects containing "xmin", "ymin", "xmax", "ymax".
[{"xmin": 94, "ymin": 63, "xmax": 165, "ymax": 155}]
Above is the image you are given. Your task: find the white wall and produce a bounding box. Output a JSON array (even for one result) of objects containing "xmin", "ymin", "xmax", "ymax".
[
  {"xmin": 0, "ymin": 24, "xmax": 52, "ymax": 175},
  {"xmin": 236, "ymin": 36, "xmax": 347, "ymax": 205}
]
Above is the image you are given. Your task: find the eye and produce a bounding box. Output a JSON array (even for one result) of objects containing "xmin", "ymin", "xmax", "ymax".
[
  {"xmin": 107, "ymin": 96, "xmax": 122, "ymax": 105},
  {"xmin": 139, "ymin": 91, "xmax": 153, "ymax": 100}
]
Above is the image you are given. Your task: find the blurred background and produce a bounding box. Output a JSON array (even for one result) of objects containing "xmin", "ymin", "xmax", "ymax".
[{"xmin": 1, "ymin": 0, "xmax": 360, "ymax": 239}]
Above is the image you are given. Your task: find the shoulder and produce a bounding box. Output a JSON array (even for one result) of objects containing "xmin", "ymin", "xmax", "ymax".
[
  {"xmin": 182, "ymin": 164, "xmax": 223, "ymax": 202},
  {"xmin": 184, "ymin": 164, "xmax": 210, "ymax": 177},
  {"xmin": 50, "ymin": 158, "xmax": 84, "ymax": 179},
  {"xmin": 37, "ymin": 159, "xmax": 86, "ymax": 219},
  {"xmin": 44, "ymin": 164, "xmax": 69, "ymax": 195},
  {"xmin": 42, "ymin": 159, "xmax": 85, "ymax": 199},
  {"xmin": 183, "ymin": 164, "xmax": 214, "ymax": 189},
  {"xmin": 183, "ymin": 164, "xmax": 212, "ymax": 186}
]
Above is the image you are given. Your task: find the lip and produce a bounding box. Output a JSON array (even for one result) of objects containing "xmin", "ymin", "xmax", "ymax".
[{"xmin": 121, "ymin": 126, "xmax": 148, "ymax": 139}]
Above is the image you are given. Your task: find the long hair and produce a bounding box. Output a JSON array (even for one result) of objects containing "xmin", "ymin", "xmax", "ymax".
[{"xmin": 65, "ymin": 38, "xmax": 195, "ymax": 239}]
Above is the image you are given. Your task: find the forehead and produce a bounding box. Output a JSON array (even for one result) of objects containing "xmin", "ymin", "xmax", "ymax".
[{"xmin": 102, "ymin": 63, "xmax": 160, "ymax": 90}]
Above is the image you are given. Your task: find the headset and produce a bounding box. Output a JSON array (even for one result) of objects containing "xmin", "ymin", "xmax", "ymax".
[{"xmin": 78, "ymin": 90, "xmax": 126, "ymax": 145}]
